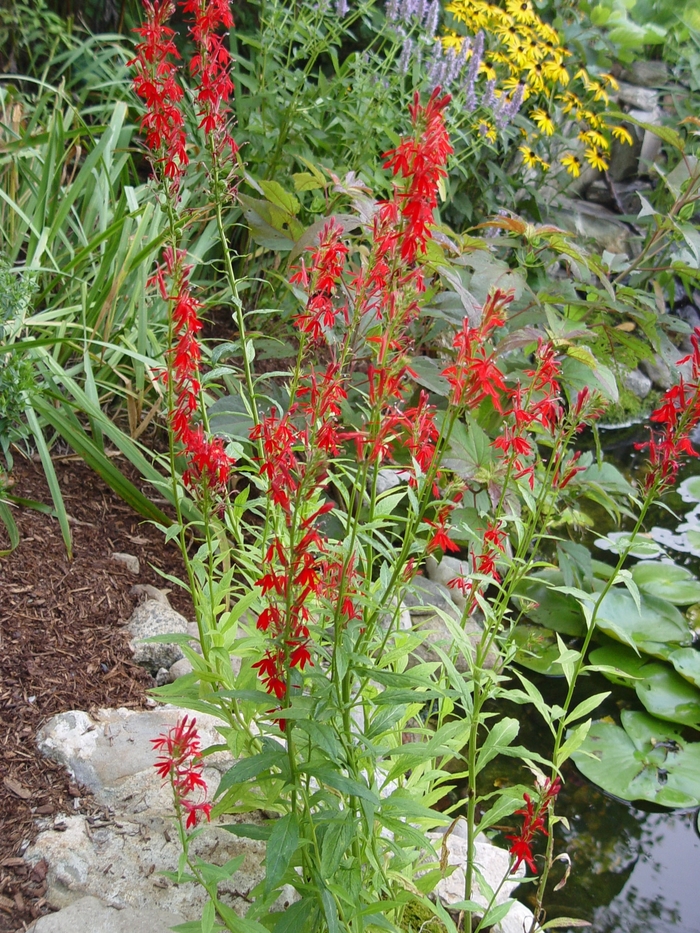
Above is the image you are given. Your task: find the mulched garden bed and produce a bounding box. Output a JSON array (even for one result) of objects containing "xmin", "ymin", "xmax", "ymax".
[{"xmin": 0, "ymin": 454, "xmax": 193, "ymax": 932}]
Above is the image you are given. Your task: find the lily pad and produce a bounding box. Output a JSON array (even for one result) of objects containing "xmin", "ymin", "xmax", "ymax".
[
  {"xmin": 572, "ymin": 710, "xmax": 700, "ymax": 807},
  {"xmin": 669, "ymin": 648, "xmax": 700, "ymax": 688},
  {"xmin": 595, "ymin": 531, "xmax": 665, "ymax": 559},
  {"xmin": 514, "ymin": 573, "xmax": 586, "ymax": 637},
  {"xmin": 512, "ymin": 624, "xmax": 565, "ymax": 676},
  {"xmin": 635, "ymin": 663, "xmax": 700, "ymax": 727},
  {"xmin": 631, "ymin": 561, "xmax": 700, "ymax": 606},
  {"xmin": 595, "ymin": 587, "xmax": 691, "ymax": 654},
  {"xmin": 589, "ymin": 644, "xmax": 646, "ymax": 686},
  {"xmin": 678, "ymin": 475, "xmax": 700, "ymax": 504}
]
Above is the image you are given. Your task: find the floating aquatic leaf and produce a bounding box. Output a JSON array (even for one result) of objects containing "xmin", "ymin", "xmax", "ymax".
[
  {"xmin": 635, "ymin": 663, "xmax": 700, "ymax": 727},
  {"xmin": 515, "ymin": 572, "xmax": 586, "ymax": 637},
  {"xmin": 512, "ymin": 624, "xmax": 565, "ymax": 676},
  {"xmin": 595, "ymin": 531, "xmax": 664, "ymax": 559},
  {"xmin": 631, "ymin": 562, "xmax": 700, "ymax": 606},
  {"xmin": 678, "ymin": 476, "xmax": 700, "ymax": 504},
  {"xmin": 668, "ymin": 648, "xmax": 700, "ymax": 688},
  {"xmin": 595, "ymin": 588, "xmax": 691, "ymax": 654},
  {"xmin": 589, "ymin": 644, "xmax": 647, "ymax": 686},
  {"xmin": 572, "ymin": 710, "xmax": 700, "ymax": 807}
]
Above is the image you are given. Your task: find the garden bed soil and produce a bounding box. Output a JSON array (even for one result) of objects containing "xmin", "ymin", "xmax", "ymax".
[{"xmin": 0, "ymin": 454, "xmax": 192, "ymax": 933}]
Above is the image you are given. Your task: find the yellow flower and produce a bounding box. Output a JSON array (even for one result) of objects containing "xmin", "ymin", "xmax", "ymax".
[
  {"xmin": 557, "ymin": 91, "xmax": 581, "ymax": 116},
  {"xmin": 584, "ymin": 146, "xmax": 609, "ymax": 171},
  {"xmin": 542, "ymin": 59, "xmax": 570, "ymax": 85},
  {"xmin": 611, "ymin": 125, "xmax": 634, "ymax": 146},
  {"xmin": 519, "ymin": 145, "xmax": 539, "ymax": 168},
  {"xmin": 525, "ymin": 60, "xmax": 547, "ymax": 92},
  {"xmin": 519, "ymin": 146, "xmax": 549, "ymax": 169},
  {"xmin": 601, "ymin": 72, "xmax": 620, "ymax": 91},
  {"xmin": 507, "ymin": 0, "xmax": 537, "ymax": 25},
  {"xmin": 480, "ymin": 62, "xmax": 498, "ymax": 81},
  {"xmin": 580, "ymin": 109, "xmax": 603, "ymax": 129},
  {"xmin": 561, "ymin": 154, "xmax": 582, "ymax": 177},
  {"xmin": 530, "ymin": 107, "xmax": 555, "ymax": 135},
  {"xmin": 476, "ymin": 120, "xmax": 498, "ymax": 143},
  {"xmin": 579, "ymin": 129, "xmax": 609, "ymax": 150}
]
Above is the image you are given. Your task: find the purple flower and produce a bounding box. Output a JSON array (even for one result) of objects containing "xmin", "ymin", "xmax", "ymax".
[
  {"xmin": 424, "ymin": 0, "xmax": 440, "ymax": 35},
  {"xmin": 482, "ymin": 78, "xmax": 496, "ymax": 108},
  {"xmin": 336, "ymin": 0, "xmax": 349, "ymax": 14},
  {"xmin": 398, "ymin": 37, "xmax": 414, "ymax": 75}
]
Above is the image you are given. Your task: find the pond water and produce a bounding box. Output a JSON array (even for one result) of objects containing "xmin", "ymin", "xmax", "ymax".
[{"xmin": 472, "ymin": 424, "xmax": 700, "ymax": 932}]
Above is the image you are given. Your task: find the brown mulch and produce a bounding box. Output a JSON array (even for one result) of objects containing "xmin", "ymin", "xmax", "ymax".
[{"xmin": 0, "ymin": 454, "xmax": 193, "ymax": 932}]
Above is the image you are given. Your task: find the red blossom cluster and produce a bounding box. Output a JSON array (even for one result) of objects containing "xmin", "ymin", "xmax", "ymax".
[
  {"xmin": 249, "ymin": 92, "xmax": 457, "ymax": 706},
  {"xmin": 130, "ymin": 0, "xmax": 188, "ymax": 183},
  {"xmin": 152, "ymin": 716, "xmax": 212, "ymax": 828},
  {"xmin": 442, "ymin": 289, "xmax": 512, "ymax": 410},
  {"xmin": 636, "ymin": 329, "xmax": 700, "ymax": 492},
  {"xmin": 383, "ymin": 88, "xmax": 454, "ymax": 262},
  {"xmin": 506, "ymin": 776, "xmax": 561, "ymax": 873},
  {"xmin": 152, "ymin": 248, "xmax": 232, "ymax": 490},
  {"xmin": 181, "ymin": 0, "xmax": 237, "ymax": 153}
]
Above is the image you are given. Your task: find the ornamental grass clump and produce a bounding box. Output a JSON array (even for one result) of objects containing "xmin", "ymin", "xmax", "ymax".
[{"xmin": 130, "ymin": 3, "xmax": 700, "ymax": 931}]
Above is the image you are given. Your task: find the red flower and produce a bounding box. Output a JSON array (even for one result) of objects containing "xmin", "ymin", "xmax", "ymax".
[
  {"xmin": 130, "ymin": 0, "xmax": 188, "ymax": 184},
  {"xmin": 383, "ymin": 88, "xmax": 453, "ymax": 263},
  {"xmin": 635, "ymin": 329, "xmax": 700, "ymax": 492},
  {"xmin": 152, "ymin": 716, "xmax": 212, "ymax": 829},
  {"xmin": 506, "ymin": 777, "xmax": 561, "ymax": 873}
]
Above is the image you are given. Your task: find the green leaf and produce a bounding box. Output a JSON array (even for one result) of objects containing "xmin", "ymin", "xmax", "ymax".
[
  {"xmin": 266, "ymin": 813, "xmax": 299, "ymax": 892},
  {"xmin": 0, "ymin": 499, "xmax": 20, "ymax": 556},
  {"xmin": 631, "ymin": 562, "xmax": 700, "ymax": 606},
  {"xmin": 320, "ymin": 814, "xmax": 353, "ymax": 879},
  {"xmin": 514, "ymin": 573, "xmax": 586, "ymax": 637},
  {"xmin": 215, "ymin": 749, "xmax": 287, "ymax": 798},
  {"xmin": 220, "ymin": 823, "xmax": 273, "ymax": 842},
  {"xmin": 595, "ymin": 588, "xmax": 691, "ymax": 653},
  {"xmin": 475, "ymin": 718, "xmax": 519, "ymax": 774},
  {"xmin": 572, "ymin": 710, "xmax": 700, "ymax": 806},
  {"xmin": 271, "ymin": 898, "xmax": 318, "ymax": 933},
  {"xmin": 635, "ymin": 664, "xmax": 700, "ymax": 727},
  {"xmin": 668, "ymin": 648, "xmax": 700, "ymax": 688},
  {"xmin": 259, "ymin": 180, "xmax": 300, "ymax": 216}
]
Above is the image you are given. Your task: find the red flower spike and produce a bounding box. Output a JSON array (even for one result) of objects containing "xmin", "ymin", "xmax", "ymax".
[
  {"xmin": 506, "ymin": 777, "xmax": 561, "ymax": 874},
  {"xmin": 152, "ymin": 716, "xmax": 212, "ymax": 830},
  {"xmin": 130, "ymin": 0, "xmax": 188, "ymax": 186}
]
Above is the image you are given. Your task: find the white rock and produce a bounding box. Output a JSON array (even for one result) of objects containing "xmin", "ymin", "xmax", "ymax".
[
  {"xmin": 425, "ymin": 555, "xmax": 470, "ymax": 609},
  {"xmin": 128, "ymin": 599, "xmax": 189, "ymax": 672},
  {"xmin": 26, "ymin": 895, "xmax": 185, "ymax": 933},
  {"xmin": 112, "ymin": 552, "xmax": 140, "ymax": 575},
  {"xmin": 30, "ymin": 707, "xmax": 278, "ymax": 919},
  {"xmin": 168, "ymin": 657, "xmax": 194, "ymax": 680},
  {"xmin": 426, "ymin": 822, "xmax": 534, "ymax": 933}
]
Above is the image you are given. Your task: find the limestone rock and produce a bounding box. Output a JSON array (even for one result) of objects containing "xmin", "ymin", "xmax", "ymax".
[
  {"xmin": 29, "ymin": 707, "xmax": 287, "ymax": 919},
  {"xmin": 128, "ymin": 599, "xmax": 189, "ymax": 672},
  {"xmin": 111, "ymin": 552, "xmax": 140, "ymax": 576},
  {"xmin": 410, "ymin": 572, "xmax": 499, "ymax": 671},
  {"xmin": 426, "ymin": 820, "xmax": 534, "ymax": 933},
  {"xmin": 623, "ymin": 368, "xmax": 652, "ymax": 400},
  {"xmin": 27, "ymin": 896, "xmax": 185, "ymax": 933}
]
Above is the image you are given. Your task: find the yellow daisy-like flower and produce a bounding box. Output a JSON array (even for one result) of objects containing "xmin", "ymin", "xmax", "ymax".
[
  {"xmin": 584, "ymin": 146, "xmax": 609, "ymax": 172},
  {"xmin": 601, "ymin": 73, "xmax": 620, "ymax": 91},
  {"xmin": 580, "ymin": 109, "xmax": 603, "ymax": 129},
  {"xmin": 519, "ymin": 146, "xmax": 549, "ymax": 169},
  {"xmin": 480, "ymin": 61, "xmax": 498, "ymax": 81},
  {"xmin": 611, "ymin": 125, "xmax": 634, "ymax": 146},
  {"xmin": 519, "ymin": 145, "xmax": 540, "ymax": 168},
  {"xmin": 476, "ymin": 120, "xmax": 498, "ymax": 143},
  {"xmin": 542, "ymin": 59, "xmax": 570, "ymax": 85},
  {"xmin": 590, "ymin": 81, "xmax": 609, "ymax": 103},
  {"xmin": 525, "ymin": 60, "xmax": 547, "ymax": 92},
  {"xmin": 507, "ymin": 0, "xmax": 537, "ymax": 25},
  {"xmin": 442, "ymin": 34, "xmax": 464, "ymax": 52},
  {"xmin": 561, "ymin": 153, "xmax": 583, "ymax": 177},
  {"xmin": 579, "ymin": 129, "xmax": 609, "ymax": 150},
  {"xmin": 557, "ymin": 91, "xmax": 581, "ymax": 116},
  {"xmin": 531, "ymin": 107, "xmax": 555, "ymax": 135}
]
